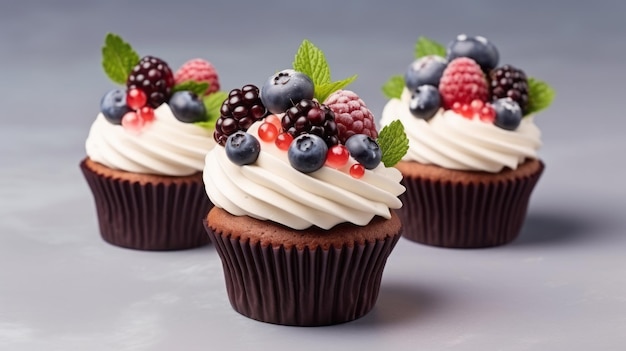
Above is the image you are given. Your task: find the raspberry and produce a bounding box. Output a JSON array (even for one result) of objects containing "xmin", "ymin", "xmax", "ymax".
[
  {"xmin": 174, "ymin": 58, "xmax": 220, "ymax": 96},
  {"xmin": 214, "ymin": 85, "xmax": 267, "ymax": 146},
  {"xmin": 324, "ymin": 90, "xmax": 378, "ymax": 144},
  {"xmin": 281, "ymin": 99, "xmax": 339, "ymax": 147},
  {"xmin": 438, "ymin": 57, "xmax": 488, "ymax": 109},
  {"xmin": 126, "ymin": 56, "xmax": 175, "ymax": 108},
  {"xmin": 489, "ymin": 65, "xmax": 529, "ymax": 113}
]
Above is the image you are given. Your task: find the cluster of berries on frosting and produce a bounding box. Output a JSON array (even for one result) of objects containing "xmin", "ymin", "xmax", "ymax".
[
  {"xmin": 218, "ymin": 40, "xmax": 408, "ymax": 179},
  {"xmin": 99, "ymin": 33, "xmax": 227, "ymax": 134},
  {"xmin": 383, "ymin": 34, "xmax": 555, "ymax": 131}
]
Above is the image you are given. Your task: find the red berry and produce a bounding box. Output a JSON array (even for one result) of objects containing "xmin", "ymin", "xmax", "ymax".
[
  {"xmin": 349, "ymin": 163, "xmax": 365, "ymax": 179},
  {"xmin": 325, "ymin": 145, "xmax": 350, "ymax": 169},
  {"xmin": 324, "ymin": 90, "xmax": 378, "ymax": 144},
  {"xmin": 127, "ymin": 89, "xmax": 147, "ymax": 110},
  {"xmin": 138, "ymin": 106, "xmax": 155, "ymax": 123},
  {"xmin": 479, "ymin": 104, "xmax": 496, "ymax": 123},
  {"xmin": 438, "ymin": 57, "xmax": 489, "ymax": 109},
  {"xmin": 275, "ymin": 132, "xmax": 293, "ymax": 151},
  {"xmin": 458, "ymin": 104, "xmax": 474, "ymax": 119},
  {"xmin": 470, "ymin": 99, "xmax": 484, "ymax": 112},
  {"xmin": 174, "ymin": 58, "xmax": 220, "ymax": 96},
  {"xmin": 258, "ymin": 122, "xmax": 278, "ymax": 142},
  {"xmin": 121, "ymin": 111, "xmax": 144, "ymax": 133},
  {"xmin": 265, "ymin": 114, "xmax": 282, "ymax": 131}
]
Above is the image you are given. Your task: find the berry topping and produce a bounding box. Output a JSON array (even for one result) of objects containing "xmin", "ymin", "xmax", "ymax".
[
  {"xmin": 446, "ymin": 34, "xmax": 499, "ymax": 72},
  {"xmin": 258, "ymin": 122, "xmax": 279, "ymax": 143},
  {"xmin": 126, "ymin": 88, "xmax": 147, "ymax": 110},
  {"xmin": 490, "ymin": 65, "xmax": 529, "ymax": 114},
  {"xmin": 214, "ymin": 85, "xmax": 267, "ymax": 146},
  {"xmin": 264, "ymin": 114, "xmax": 282, "ymax": 131},
  {"xmin": 438, "ymin": 57, "xmax": 489, "ymax": 109},
  {"xmin": 174, "ymin": 58, "xmax": 220, "ymax": 96},
  {"xmin": 281, "ymin": 99, "xmax": 339, "ymax": 147},
  {"xmin": 121, "ymin": 111, "xmax": 145, "ymax": 133},
  {"xmin": 409, "ymin": 85, "xmax": 441, "ymax": 120},
  {"xmin": 288, "ymin": 134, "xmax": 328, "ymax": 173},
  {"xmin": 324, "ymin": 90, "xmax": 378, "ymax": 144},
  {"xmin": 225, "ymin": 131, "xmax": 261, "ymax": 166},
  {"xmin": 325, "ymin": 144, "xmax": 350, "ymax": 169},
  {"xmin": 169, "ymin": 91, "xmax": 207, "ymax": 123},
  {"xmin": 349, "ymin": 164, "xmax": 365, "ymax": 179},
  {"xmin": 345, "ymin": 134, "xmax": 382, "ymax": 170},
  {"xmin": 138, "ymin": 106, "xmax": 155, "ymax": 123},
  {"xmin": 404, "ymin": 55, "xmax": 448, "ymax": 91},
  {"xmin": 126, "ymin": 56, "xmax": 175, "ymax": 108},
  {"xmin": 452, "ymin": 99, "xmax": 496, "ymax": 122},
  {"xmin": 100, "ymin": 89, "xmax": 131, "ymax": 125},
  {"xmin": 493, "ymin": 98, "xmax": 522, "ymax": 130},
  {"xmin": 275, "ymin": 132, "xmax": 294, "ymax": 151},
  {"xmin": 261, "ymin": 69, "xmax": 315, "ymax": 114}
]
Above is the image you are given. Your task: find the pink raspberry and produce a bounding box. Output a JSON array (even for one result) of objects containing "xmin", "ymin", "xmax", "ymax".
[
  {"xmin": 438, "ymin": 57, "xmax": 488, "ymax": 109},
  {"xmin": 324, "ymin": 90, "xmax": 378, "ymax": 144},
  {"xmin": 174, "ymin": 58, "xmax": 220, "ymax": 95}
]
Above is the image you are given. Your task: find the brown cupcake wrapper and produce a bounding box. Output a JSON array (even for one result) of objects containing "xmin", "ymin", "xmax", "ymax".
[
  {"xmin": 80, "ymin": 160, "xmax": 212, "ymax": 250},
  {"xmin": 205, "ymin": 222, "xmax": 401, "ymax": 326},
  {"xmin": 399, "ymin": 162, "xmax": 544, "ymax": 248}
]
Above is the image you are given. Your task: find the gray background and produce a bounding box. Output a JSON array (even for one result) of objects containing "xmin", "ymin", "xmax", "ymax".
[{"xmin": 1, "ymin": 0, "xmax": 625, "ymax": 350}]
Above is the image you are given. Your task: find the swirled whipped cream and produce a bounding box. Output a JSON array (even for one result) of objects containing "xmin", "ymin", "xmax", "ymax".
[
  {"xmin": 380, "ymin": 88, "xmax": 541, "ymax": 173},
  {"xmin": 86, "ymin": 104, "xmax": 215, "ymax": 176},
  {"xmin": 203, "ymin": 121, "xmax": 405, "ymax": 230}
]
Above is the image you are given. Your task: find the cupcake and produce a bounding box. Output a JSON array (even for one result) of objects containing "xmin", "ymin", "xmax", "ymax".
[
  {"xmin": 81, "ymin": 33, "xmax": 227, "ymax": 250},
  {"xmin": 203, "ymin": 40, "xmax": 408, "ymax": 326},
  {"xmin": 380, "ymin": 34, "xmax": 555, "ymax": 248}
]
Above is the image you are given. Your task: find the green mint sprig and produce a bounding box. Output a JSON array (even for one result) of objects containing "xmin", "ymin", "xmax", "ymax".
[
  {"xmin": 525, "ymin": 77, "xmax": 555, "ymax": 116},
  {"xmin": 378, "ymin": 120, "xmax": 409, "ymax": 167},
  {"xmin": 172, "ymin": 81, "xmax": 209, "ymax": 96},
  {"xmin": 415, "ymin": 36, "xmax": 447, "ymax": 58},
  {"xmin": 293, "ymin": 39, "xmax": 357, "ymax": 103},
  {"xmin": 382, "ymin": 75, "xmax": 404, "ymax": 99},
  {"xmin": 102, "ymin": 33, "xmax": 139, "ymax": 84},
  {"xmin": 194, "ymin": 90, "xmax": 228, "ymax": 130}
]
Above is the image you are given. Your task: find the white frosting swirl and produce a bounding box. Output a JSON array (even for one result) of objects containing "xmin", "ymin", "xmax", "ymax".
[
  {"xmin": 380, "ymin": 88, "xmax": 541, "ymax": 173},
  {"xmin": 86, "ymin": 104, "xmax": 215, "ymax": 176},
  {"xmin": 203, "ymin": 122, "xmax": 405, "ymax": 230}
]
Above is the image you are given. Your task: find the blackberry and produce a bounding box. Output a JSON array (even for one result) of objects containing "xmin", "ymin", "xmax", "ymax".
[
  {"xmin": 490, "ymin": 65, "xmax": 529, "ymax": 113},
  {"xmin": 281, "ymin": 99, "xmax": 339, "ymax": 147},
  {"xmin": 214, "ymin": 85, "xmax": 267, "ymax": 146},
  {"xmin": 126, "ymin": 56, "xmax": 175, "ymax": 108}
]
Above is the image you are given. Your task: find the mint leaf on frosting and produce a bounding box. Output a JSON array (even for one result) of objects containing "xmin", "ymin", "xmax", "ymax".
[
  {"xmin": 525, "ymin": 77, "xmax": 555, "ymax": 116},
  {"xmin": 382, "ymin": 75, "xmax": 404, "ymax": 99},
  {"xmin": 102, "ymin": 33, "xmax": 139, "ymax": 85},
  {"xmin": 378, "ymin": 120, "xmax": 409, "ymax": 167},
  {"xmin": 415, "ymin": 36, "xmax": 446, "ymax": 58},
  {"xmin": 195, "ymin": 90, "xmax": 228, "ymax": 130},
  {"xmin": 172, "ymin": 80, "xmax": 209, "ymax": 96},
  {"xmin": 293, "ymin": 39, "xmax": 357, "ymax": 102}
]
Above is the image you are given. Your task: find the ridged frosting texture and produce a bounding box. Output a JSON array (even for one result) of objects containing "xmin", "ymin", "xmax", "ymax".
[
  {"xmin": 86, "ymin": 104, "xmax": 215, "ymax": 176},
  {"xmin": 203, "ymin": 122, "xmax": 405, "ymax": 230},
  {"xmin": 380, "ymin": 88, "xmax": 541, "ymax": 173}
]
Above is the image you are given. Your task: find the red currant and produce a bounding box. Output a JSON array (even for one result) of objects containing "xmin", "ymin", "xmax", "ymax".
[
  {"xmin": 265, "ymin": 114, "xmax": 282, "ymax": 131},
  {"xmin": 325, "ymin": 144, "xmax": 350, "ymax": 169},
  {"xmin": 121, "ymin": 111, "xmax": 144, "ymax": 134},
  {"xmin": 470, "ymin": 99, "xmax": 484, "ymax": 113},
  {"xmin": 349, "ymin": 163, "xmax": 365, "ymax": 179},
  {"xmin": 479, "ymin": 104, "xmax": 496, "ymax": 123},
  {"xmin": 258, "ymin": 122, "xmax": 278, "ymax": 142},
  {"xmin": 459, "ymin": 104, "xmax": 474, "ymax": 119},
  {"xmin": 138, "ymin": 106, "xmax": 155, "ymax": 123},
  {"xmin": 127, "ymin": 89, "xmax": 147, "ymax": 110},
  {"xmin": 275, "ymin": 132, "xmax": 293, "ymax": 151}
]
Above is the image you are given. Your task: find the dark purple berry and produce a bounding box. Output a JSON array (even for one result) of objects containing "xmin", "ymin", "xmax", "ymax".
[
  {"xmin": 409, "ymin": 85, "xmax": 441, "ymax": 120},
  {"xmin": 493, "ymin": 98, "xmax": 522, "ymax": 130},
  {"xmin": 169, "ymin": 91, "xmax": 206, "ymax": 123},
  {"xmin": 287, "ymin": 134, "xmax": 328, "ymax": 173},
  {"xmin": 214, "ymin": 85, "xmax": 267, "ymax": 146},
  {"xmin": 446, "ymin": 34, "xmax": 499, "ymax": 72},
  {"xmin": 100, "ymin": 89, "xmax": 131, "ymax": 125},
  {"xmin": 126, "ymin": 56, "xmax": 175, "ymax": 108},
  {"xmin": 345, "ymin": 134, "xmax": 382, "ymax": 170},
  {"xmin": 282, "ymin": 99, "xmax": 339, "ymax": 147},
  {"xmin": 225, "ymin": 131, "xmax": 260, "ymax": 165},
  {"xmin": 261, "ymin": 69, "xmax": 314, "ymax": 114},
  {"xmin": 490, "ymin": 65, "xmax": 529, "ymax": 113},
  {"xmin": 405, "ymin": 55, "xmax": 448, "ymax": 91}
]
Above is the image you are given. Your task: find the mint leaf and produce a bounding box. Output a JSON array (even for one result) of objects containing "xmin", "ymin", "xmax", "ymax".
[
  {"xmin": 172, "ymin": 80, "xmax": 209, "ymax": 96},
  {"xmin": 525, "ymin": 77, "xmax": 555, "ymax": 116},
  {"xmin": 293, "ymin": 39, "xmax": 331, "ymax": 85},
  {"xmin": 378, "ymin": 120, "xmax": 409, "ymax": 167},
  {"xmin": 382, "ymin": 75, "xmax": 404, "ymax": 99},
  {"xmin": 195, "ymin": 90, "xmax": 228, "ymax": 130},
  {"xmin": 317, "ymin": 75, "xmax": 357, "ymax": 103},
  {"xmin": 415, "ymin": 36, "xmax": 446, "ymax": 58},
  {"xmin": 102, "ymin": 33, "xmax": 139, "ymax": 84}
]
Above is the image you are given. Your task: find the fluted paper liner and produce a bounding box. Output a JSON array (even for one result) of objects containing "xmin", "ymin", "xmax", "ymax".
[
  {"xmin": 398, "ymin": 160, "xmax": 544, "ymax": 248},
  {"xmin": 204, "ymin": 222, "xmax": 401, "ymax": 326},
  {"xmin": 80, "ymin": 159, "xmax": 211, "ymax": 250}
]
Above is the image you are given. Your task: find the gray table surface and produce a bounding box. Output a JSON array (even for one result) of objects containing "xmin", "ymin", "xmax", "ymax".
[{"xmin": 2, "ymin": 0, "xmax": 625, "ymax": 350}]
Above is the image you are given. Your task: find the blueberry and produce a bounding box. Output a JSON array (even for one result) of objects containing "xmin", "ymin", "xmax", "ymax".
[
  {"xmin": 409, "ymin": 85, "xmax": 441, "ymax": 121},
  {"xmin": 169, "ymin": 91, "xmax": 207, "ymax": 123},
  {"xmin": 446, "ymin": 34, "xmax": 499, "ymax": 72},
  {"xmin": 225, "ymin": 131, "xmax": 260, "ymax": 165},
  {"xmin": 261, "ymin": 69, "xmax": 314, "ymax": 114},
  {"xmin": 287, "ymin": 134, "xmax": 328, "ymax": 173},
  {"xmin": 345, "ymin": 134, "xmax": 382, "ymax": 170},
  {"xmin": 493, "ymin": 98, "xmax": 522, "ymax": 130},
  {"xmin": 404, "ymin": 55, "xmax": 448, "ymax": 91},
  {"xmin": 100, "ymin": 89, "xmax": 131, "ymax": 125}
]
